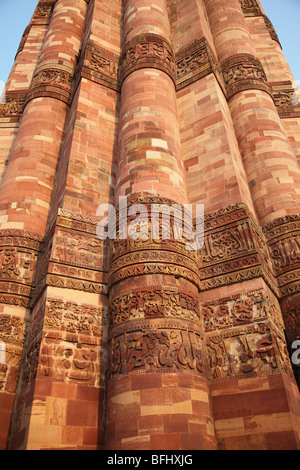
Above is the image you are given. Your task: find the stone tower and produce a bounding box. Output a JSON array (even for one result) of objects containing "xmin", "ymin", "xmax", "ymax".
[{"xmin": 0, "ymin": 0, "xmax": 299, "ymax": 451}]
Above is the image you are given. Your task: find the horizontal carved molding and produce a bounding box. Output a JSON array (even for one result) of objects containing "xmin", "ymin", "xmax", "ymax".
[
  {"xmin": 120, "ymin": 33, "xmax": 176, "ymax": 85},
  {"xmin": 200, "ymin": 203, "xmax": 278, "ymax": 295},
  {"xmin": 31, "ymin": 209, "xmax": 109, "ymax": 304},
  {"xmin": 108, "ymin": 195, "xmax": 200, "ymax": 289},
  {"xmin": 32, "ymin": 1, "xmax": 55, "ymax": 25},
  {"xmin": 239, "ymin": 1, "xmax": 281, "ymax": 46},
  {"xmin": 26, "ymin": 62, "xmax": 74, "ymax": 105},
  {"xmin": 263, "ymin": 215, "xmax": 300, "ymax": 298},
  {"xmin": 175, "ymin": 38, "xmax": 224, "ymax": 92},
  {"xmin": 0, "ymin": 230, "xmax": 43, "ymax": 308},
  {"xmin": 47, "ymin": 209, "xmax": 108, "ymax": 295},
  {"xmin": 108, "ymin": 319, "xmax": 205, "ymax": 378},
  {"xmin": 37, "ymin": 296, "xmax": 107, "ymax": 387},
  {"xmin": 0, "ymin": 91, "xmax": 27, "ymax": 127},
  {"xmin": 262, "ymin": 15, "xmax": 281, "ymax": 47},
  {"xmin": 81, "ymin": 40, "xmax": 120, "ymax": 91},
  {"xmin": 239, "ymin": 0, "xmax": 261, "ymax": 17},
  {"xmin": 205, "ymin": 321, "xmax": 294, "ymax": 383},
  {"xmin": 221, "ymin": 54, "xmax": 271, "ymax": 99},
  {"xmin": 202, "ymin": 288, "xmax": 284, "ymax": 333},
  {"xmin": 270, "ymin": 81, "xmax": 300, "ymax": 118},
  {"xmin": 109, "ymin": 286, "xmax": 201, "ymax": 328}
]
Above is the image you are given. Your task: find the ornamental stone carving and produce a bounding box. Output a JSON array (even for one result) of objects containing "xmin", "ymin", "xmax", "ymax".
[
  {"xmin": 221, "ymin": 54, "xmax": 271, "ymax": 99},
  {"xmin": 271, "ymin": 81, "xmax": 300, "ymax": 118},
  {"xmin": 175, "ymin": 38, "xmax": 223, "ymax": 91},
  {"xmin": 109, "ymin": 322, "xmax": 205, "ymax": 377},
  {"xmin": 239, "ymin": 0, "xmax": 261, "ymax": 16},
  {"xmin": 205, "ymin": 322, "xmax": 293, "ymax": 382},
  {"xmin": 82, "ymin": 41, "xmax": 120, "ymax": 91},
  {"xmin": 110, "ymin": 286, "xmax": 200, "ymax": 327},
  {"xmin": 120, "ymin": 33, "xmax": 176, "ymax": 85},
  {"xmin": 27, "ymin": 62, "xmax": 74, "ymax": 104}
]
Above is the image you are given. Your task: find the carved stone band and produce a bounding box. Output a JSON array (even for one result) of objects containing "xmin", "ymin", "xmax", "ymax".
[
  {"xmin": 263, "ymin": 214, "xmax": 300, "ymax": 298},
  {"xmin": 221, "ymin": 54, "xmax": 271, "ymax": 99},
  {"xmin": 239, "ymin": 0, "xmax": 262, "ymax": 17},
  {"xmin": 270, "ymin": 81, "xmax": 300, "ymax": 118},
  {"xmin": 109, "ymin": 286, "xmax": 200, "ymax": 327},
  {"xmin": 176, "ymin": 38, "xmax": 223, "ymax": 92},
  {"xmin": 82, "ymin": 41, "xmax": 120, "ymax": 91},
  {"xmin": 120, "ymin": 33, "xmax": 176, "ymax": 85},
  {"xmin": 0, "ymin": 229, "xmax": 43, "ymax": 308},
  {"xmin": 26, "ymin": 62, "xmax": 74, "ymax": 105},
  {"xmin": 108, "ymin": 319, "xmax": 205, "ymax": 378},
  {"xmin": 0, "ymin": 92, "xmax": 26, "ymax": 125},
  {"xmin": 32, "ymin": 2, "xmax": 55, "ymax": 24}
]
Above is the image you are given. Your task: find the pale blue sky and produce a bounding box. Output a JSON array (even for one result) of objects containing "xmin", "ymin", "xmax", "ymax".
[{"xmin": 0, "ymin": 0, "xmax": 299, "ymax": 96}]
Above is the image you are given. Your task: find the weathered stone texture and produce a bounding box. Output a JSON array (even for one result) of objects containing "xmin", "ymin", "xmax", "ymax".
[{"xmin": 0, "ymin": 0, "xmax": 299, "ymax": 450}]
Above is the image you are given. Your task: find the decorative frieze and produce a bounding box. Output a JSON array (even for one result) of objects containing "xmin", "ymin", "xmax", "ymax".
[
  {"xmin": 36, "ymin": 298, "xmax": 108, "ymax": 387},
  {"xmin": 81, "ymin": 37, "xmax": 223, "ymax": 93},
  {"xmin": 81, "ymin": 41, "xmax": 120, "ymax": 91},
  {"xmin": 239, "ymin": 0, "xmax": 261, "ymax": 17},
  {"xmin": 110, "ymin": 286, "xmax": 200, "ymax": 327},
  {"xmin": 202, "ymin": 289, "xmax": 285, "ymax": 333},
  {"xmin": 0, "ymin": 230, "xmax": 42, "ymax": 308},
  {"xmin": 205, "ymin": 321, "xmax": 293, "ymax": 382},
  {"xmin": 0, "ymin": 91, "xmax": 26, "ymax": 127},
  {"xmin": 221, "ymin": 54, "xmax": 271, "ymax": 99},
  {"xmin": 108, "ymin": 320, "xmax": 205, "ymax": 378},
  {"xmin": 120, "ymin": 33, "xmax": 176, "ymax": 85},
  {"xmin": 203, "ymin": 288, "xmax": 293, "ymax": 383},
  {"xmin": 263, "ymin": 215, "xmax": 300, "ymax": 298},
  {"xmin": 239, "ymin": 1, "xmax": 281, "ymax": 46},
  {"xmin": 199, "ymin": 203, "xmax": 277, "ymax": 295},
  {"xmin": 262, "ymin": 15, "xmax": 281, "ymax": 46},
  {"xmin": 175, "ymin": 38, "xmax": 223, "ymax": 92},
  {"xmin": 0, "ymin": 314, "xmax": 27, "ymax": 394},
  {"xmin": 26, "ymin": 62, "xmax": 74, "ymax": 105},
  {"xmin": 46, "ymin": 209, "xmax": 109, "ymax": 295},
  {"xmin": 108, "ymin": 195, "xmax": 201, "ymax": 289},
  {"xmin": 270, "ymin": 81, "xmax": 300, "ymax": 118},
  {"xmin": 32, "ymin": 2, "xmax": 55, "ymax": 25}
]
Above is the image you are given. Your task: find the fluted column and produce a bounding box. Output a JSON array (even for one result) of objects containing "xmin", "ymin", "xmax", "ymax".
[
  {"xmin": 203, "ymin": 0, "xmax": 300, "ymax": 449},
  {"xmin": 204, "ymin": 0, "xmax": 300, "ymax": 226},
  {"xmin": 2, "ymin": 0, "xmax": 88, "ymax": 450},
  {"xmin": 105, "ymin": 0, "xmax": 216, "ymax": 450},
  {"xmin": 0, "ymin": 0, "xmax": 87, "ymax": 235},
  {"xmin": 0, "ymin": 0, "xmax": 54, "ymax": 199}
]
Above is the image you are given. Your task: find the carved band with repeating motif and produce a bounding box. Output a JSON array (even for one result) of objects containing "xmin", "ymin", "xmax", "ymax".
[
  {"xmin": 205, "ymin": 321, "xmax": 294, "ymax": 382},
  {"xmin": 263, "ymin": 215, "xmax": 300, "ymax": 297},
  {"xmin": 108, "ymin": 318, "xmax": 205, "ymax": 378},
  {"xmin": 0, "ymin": 230, "xmax": 42, "ymax": 307},
  {"xmin": 0, "ymin": 92, "xmax": 26, "ymax": 127},
  {"xmin": 32, "ymin": 1, "xmax": 55, "ymax": 25},
  {"xmin": 199, "ymin": 203, "xmax": 277, "ymax": 294},
  {"xmin": 26, "ymin": 62, "xmax": 74, "ymax": 104},
  {"xmin": 120, "ymin": 33, "xmax": 176, "ymax": 85},
  {"xmin": 82, "ymin": 40, "xmax": 120, "ymax": 91},
  {"xmin": 109, "ymin": 286, "xmax": 200, "ymax": 327},
  {"xmin": 270, "ymin": 81, "xmax": 300, "ymax": 118},
  {"xmin": 175, "ymin": 37, "xmax": 223, "ymax": 91},
  {"xmin": 221, "ymin": 54, "xmax": 271, "ymax": 99}
]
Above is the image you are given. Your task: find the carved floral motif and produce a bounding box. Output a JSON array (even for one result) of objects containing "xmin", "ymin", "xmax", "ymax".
[
  {"xmin": 202, "ymin": 289, "xmax": 284, "ymax": 333},
  {"xmin": 110, "ymin": 287, "xmax": 200, "ymax": 326}
]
